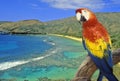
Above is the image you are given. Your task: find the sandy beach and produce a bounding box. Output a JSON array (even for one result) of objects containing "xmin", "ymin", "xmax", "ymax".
[{"xmin": 49, "ymin": 34, "xmax": 82, "ymax": 42}]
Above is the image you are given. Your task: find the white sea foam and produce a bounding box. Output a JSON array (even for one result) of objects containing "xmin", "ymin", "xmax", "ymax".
[
  {"xmin": 0, "ymin": 48, "xmax": 59, "ymax": 71},
  {"xmin": 43, "ymin": 39, "xmax": 56, "ymax": 46},
  {"xmin": 31, "ymin": 54, "xmax": 51, "ymax": 61},
  {"xmin": 50, "ymin": 42, "xmax": 56, "ymax": 45},
  {"xmin": 0, "ymin": 56, "xmax": 47, "ymax": 71},
  {"xmin": 0, "ymin": 61, "xmax": 29, "ymax": 71}
]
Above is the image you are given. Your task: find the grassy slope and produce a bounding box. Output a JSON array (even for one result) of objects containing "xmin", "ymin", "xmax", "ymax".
[{"xmin": 0, "ymin": 19, "xmax": 46, "ymax": 33}]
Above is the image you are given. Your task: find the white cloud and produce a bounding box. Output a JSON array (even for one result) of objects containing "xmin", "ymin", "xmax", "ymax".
[
  {"xmin": 41, "ymin": 0, "xmax": 106, "ymax": 10},
  {"xmin": 41, "ymin": 0, "xmax": 120, "ymax": 12}
]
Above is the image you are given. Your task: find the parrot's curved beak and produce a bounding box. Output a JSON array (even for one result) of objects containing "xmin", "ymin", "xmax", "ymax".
[
  {"xmin": 78, "ymin": 15, "xmax": 86, "ymax": 24},
  {"xmin": 76, "ymin": 12, "xmax": 86, "ymax": 24},
  {"xmin": 80, "ymin": 15, "xmax": 86, "ymax": 22}
]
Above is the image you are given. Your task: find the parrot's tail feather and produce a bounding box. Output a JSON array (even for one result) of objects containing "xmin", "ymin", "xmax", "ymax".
[
  {"xmin": 105, "ymin": 73, "xmax": 118, "ymax": 81},
  {"xmin": 97, "ymin": 71, "xmax": 103, "ymax": 81},
  {"xmin": 97, "ymin": 71, "xmax": 118, "ymax": 81}
]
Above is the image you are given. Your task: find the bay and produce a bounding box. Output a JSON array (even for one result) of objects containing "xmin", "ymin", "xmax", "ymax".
[{"xmin": 0, "ymin": 35, "xmax": 88, "ymax": 81}]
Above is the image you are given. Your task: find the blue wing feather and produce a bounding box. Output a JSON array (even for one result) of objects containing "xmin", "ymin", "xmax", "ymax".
[{"xmin": 82, "ymin": 37, "xmax": 87, "ymax": 50}]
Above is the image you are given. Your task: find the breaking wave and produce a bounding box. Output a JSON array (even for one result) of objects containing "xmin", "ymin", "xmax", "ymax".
[{"xmin": 0, "ymin": 48, "xmax": 60, "ymax": 71}]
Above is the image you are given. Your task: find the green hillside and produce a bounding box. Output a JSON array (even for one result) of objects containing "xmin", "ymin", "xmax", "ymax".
[
  {"xmin": 0, "ymin": 13, "xmax": 120, "ymax": 48},
  {"xmin": 45, "ymin": 17, "xmax": 81, "ymax": 37},
  {"xmin": 0, "ymin": 19, "xmax": 46, "ymax": 34}
]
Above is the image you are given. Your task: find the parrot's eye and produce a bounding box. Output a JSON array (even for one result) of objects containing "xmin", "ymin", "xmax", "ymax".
[{"xmin": 83, "ymin": 10, "xmax": 86, "ymax": 13}]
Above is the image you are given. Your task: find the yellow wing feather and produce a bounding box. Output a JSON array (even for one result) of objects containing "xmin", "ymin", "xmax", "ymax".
[{"xmin": 85, "ymin": 38, "xmax": 112, "ymax": 58}]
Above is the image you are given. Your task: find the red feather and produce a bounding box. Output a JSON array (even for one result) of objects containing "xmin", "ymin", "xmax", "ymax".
[
  {"xmin": 77, "ymin": 9, "xmax": 110, "ymax": 43},
  {"xmin": 76, "ymin": 8, "xmax": 109, "ymax": 43},
  {"xmin": 82, "ymin": 22, "xmax": 109, "ymax": 43}
]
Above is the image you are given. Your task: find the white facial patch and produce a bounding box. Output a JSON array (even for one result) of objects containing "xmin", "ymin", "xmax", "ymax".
[
  {"xmin": 76, "ymin": 12, "xmax": 81, "ymax": 21},
  {"xmin": 81, "ymin": 10, "xmax": 89, "ymax": 21}
]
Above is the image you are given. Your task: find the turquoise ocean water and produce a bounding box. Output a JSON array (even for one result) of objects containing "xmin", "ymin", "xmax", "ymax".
[{"xmin": 0, "ymin": 35, "xmax": 89, "ymax": 81}]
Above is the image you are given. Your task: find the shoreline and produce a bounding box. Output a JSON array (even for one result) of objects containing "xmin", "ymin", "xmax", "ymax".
[{"xmin": 48, "ymin": 34, "xmax": 82, "ymax": 42}]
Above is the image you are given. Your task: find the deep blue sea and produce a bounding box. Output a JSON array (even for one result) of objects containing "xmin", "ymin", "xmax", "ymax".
[
  {"xmin": 0, "ymin": 35, "xmax": 89, "ymax": 81},
  {"xmin": 0, "ymin": 35, "xmax": 53, "ymax": 63}
]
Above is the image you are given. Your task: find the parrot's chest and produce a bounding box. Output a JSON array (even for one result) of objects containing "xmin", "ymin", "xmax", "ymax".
[
  {"xmin": 82, "ymin": 27, "xmax": 108, "ymax": 58},
  {"xmin": 83, "ymin": 27, "xmax": 101, "ymax": 42}
]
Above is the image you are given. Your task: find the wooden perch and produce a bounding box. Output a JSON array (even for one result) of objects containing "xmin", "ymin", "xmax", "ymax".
[{"xmin": 72, "ymin": 48, "xmax": 120, "ymax": 81}]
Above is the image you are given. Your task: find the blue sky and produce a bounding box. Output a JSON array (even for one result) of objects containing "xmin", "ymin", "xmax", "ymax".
[{"xmin": 0, "ymin": 0, "xmax": 120, "ymax": 22}]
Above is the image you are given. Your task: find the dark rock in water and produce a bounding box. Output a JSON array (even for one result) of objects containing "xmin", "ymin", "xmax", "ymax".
[
  {"xmin": 0, "ymin": 79, "xmax": 7, "ymax": 81},
  {"xmin": 38, "ymin": 77, "xmax": 69, "ymax": 81},
  {"xmin": 24, "ymin": 80, "xmax": 29, "ymax": 81},
  {"xmin": 0, "ymin": 78, "xmax": 17, "ymax": 81},
  {"xmin": 38, "ymin": 77, "xmax": 50, "ymax": 81}
]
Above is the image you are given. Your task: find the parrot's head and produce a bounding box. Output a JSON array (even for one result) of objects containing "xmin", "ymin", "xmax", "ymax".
[{"xmin": 75, "ymin": 8, "xmax": 97, "ymax": 23}]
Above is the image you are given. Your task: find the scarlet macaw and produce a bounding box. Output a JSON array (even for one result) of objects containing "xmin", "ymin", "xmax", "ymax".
[{"xmin": 75, "ymin": 8, "xmax": 118, "ymax": 81}]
